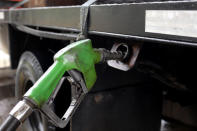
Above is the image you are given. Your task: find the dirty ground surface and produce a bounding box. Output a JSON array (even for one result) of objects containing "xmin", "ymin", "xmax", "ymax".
[{"xmin": 0, "ymin": 68, "xmax": 196, "ymax": 131}]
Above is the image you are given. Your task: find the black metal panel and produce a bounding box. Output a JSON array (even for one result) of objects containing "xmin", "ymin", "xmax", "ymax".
[
  {"xmin": 72, "ymin": 78, "xmax": 162, "ymax": 131},
  {"xmin": 89, "ymin": 3, "xmax": 145, "ymax": 37},
  {"xmin": 89, "ymin": 1, "xmax": 197, "ymax": 43},
  {"xmin": 1, "ymin": 1, "xmax": 197, "ymax": 45},
  {"xmin": 9, "ymin": 6, "xmax": 81, "ymax": 30}
]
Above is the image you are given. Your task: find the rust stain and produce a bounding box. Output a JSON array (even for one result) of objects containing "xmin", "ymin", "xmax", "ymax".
[{"xmin": 94, "ymin": 94, "xmax": 103, "ymax": 103}]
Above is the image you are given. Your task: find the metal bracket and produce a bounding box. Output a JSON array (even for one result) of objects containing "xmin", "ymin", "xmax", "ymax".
[
  {"xmin": 77, "ymin": 0, "xmax": 97, "ymax": 40},
  {"xmin": 107, "ymin": 43, "xmax": 141, "ymax": 71}
]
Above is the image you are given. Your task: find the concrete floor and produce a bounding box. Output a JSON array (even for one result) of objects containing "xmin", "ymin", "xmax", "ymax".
[{"xmin": 0, "ymin": 68, "xmax": 196, "ymax": 131}]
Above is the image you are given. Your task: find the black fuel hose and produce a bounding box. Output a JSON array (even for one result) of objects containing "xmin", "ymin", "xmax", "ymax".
[{"xmin": 0, "ymin": 115, "xmax": 20, "ymax": 131}]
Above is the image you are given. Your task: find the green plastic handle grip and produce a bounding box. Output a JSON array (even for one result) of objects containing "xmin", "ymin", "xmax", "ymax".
[{"xmin": 24, "ymin": 39, "xmax": 101, "ymax": 107}]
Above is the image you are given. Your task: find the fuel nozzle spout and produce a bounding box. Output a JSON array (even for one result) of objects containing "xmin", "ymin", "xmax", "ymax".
[{"xmin": 95, "ymin": 48, "xmax": 124, "ymax": 62}]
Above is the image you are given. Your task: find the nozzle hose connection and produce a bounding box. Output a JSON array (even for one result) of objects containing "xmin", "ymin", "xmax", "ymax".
[
  {"xmin": 0, "ymin": 100, "xmax": 33, "ymax": 131},
  {"xmin": 95, "ymin": 48, "xmax": 124, "ymax": 62}
]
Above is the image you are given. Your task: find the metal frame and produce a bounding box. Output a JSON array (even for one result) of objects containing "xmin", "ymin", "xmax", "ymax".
[{"xmin": 1, "ymin": 1, "xmax": 197, "ymax": 46}]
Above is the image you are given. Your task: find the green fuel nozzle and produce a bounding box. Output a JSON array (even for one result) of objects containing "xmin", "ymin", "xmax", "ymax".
[
  {"xmin": 0, "ymin": 39, "xmax": 123, "ymax": 130},
  {"xmin": 25, "ymin": 39, "xmax": 102, "ymax": 107}
]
